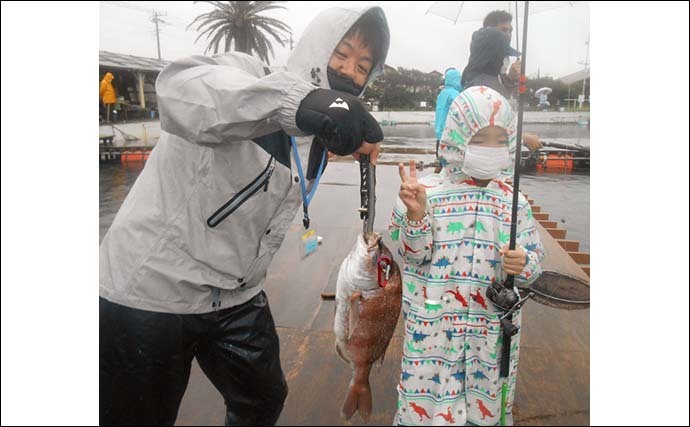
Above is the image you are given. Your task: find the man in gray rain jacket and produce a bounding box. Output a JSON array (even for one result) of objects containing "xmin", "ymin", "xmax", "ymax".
[{"xmin": 99, "ymin": 6, "xmax": 389, "ymax": 426}]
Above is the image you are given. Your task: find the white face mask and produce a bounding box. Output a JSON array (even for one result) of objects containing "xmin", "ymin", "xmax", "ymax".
[{"xmin": 461, "ymin": 145, "xmax": 511, "ymax": 179}]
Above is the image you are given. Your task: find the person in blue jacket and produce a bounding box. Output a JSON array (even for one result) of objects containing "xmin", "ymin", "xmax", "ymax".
[{"xmin": 434, "ymin": 68, "xmax": 462, "ymax": 162}]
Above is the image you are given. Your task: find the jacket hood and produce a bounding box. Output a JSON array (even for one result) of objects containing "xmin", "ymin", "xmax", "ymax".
[
  {"xmin": 444, "ymin": 68, "xmax": 462, "ymax": 91},
  {"xmin": 286, "ymin": 6, "xmax": 390, "ymax": 97},
  {"xmin": 461, "ymin": 27, "xmax": 510, "ymax": 89},
  {"xmin": 439, "ymin": 85, "xmax": 517, "ymax": 181}
]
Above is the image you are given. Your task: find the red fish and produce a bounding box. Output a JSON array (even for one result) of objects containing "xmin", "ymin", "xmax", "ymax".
[{"xmin": 335, "ymin": 233, "xmax": 402, "ymax": 422}]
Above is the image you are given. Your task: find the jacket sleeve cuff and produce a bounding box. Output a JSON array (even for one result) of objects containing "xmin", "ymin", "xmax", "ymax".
[{"xmin": 278, "ymin": 77, "xmax": 317, "ymax": 136}]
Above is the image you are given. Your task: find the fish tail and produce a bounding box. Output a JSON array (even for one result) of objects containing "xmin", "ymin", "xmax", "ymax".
[{"xmin": 341, "ymin": 380, "xmax": 372, "ymax": 422}]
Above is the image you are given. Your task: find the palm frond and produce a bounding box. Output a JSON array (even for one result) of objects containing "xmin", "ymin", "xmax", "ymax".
[{"xmin": 189, "ymin": 1, "xmax": 292, "ymax": 62}]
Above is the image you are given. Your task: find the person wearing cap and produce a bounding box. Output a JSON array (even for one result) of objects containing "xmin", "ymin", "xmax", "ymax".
[
  {"xmin": 477, "ymin": 10, "xmax": 543, "ymax": 152},
  {"xmin": 99, "ymin": 6, "xmax": 390, "ymax": 425},
  {"xmin": 461, "ymin": 26, "xmax": 542, "ymax": 153},
  {"xmin": 461, "ymin": 26, "xmax": 519, "ymax": 100},
  {"xmin": 482, "ymin": 10, "xmax": 523, "ymax": 93}
]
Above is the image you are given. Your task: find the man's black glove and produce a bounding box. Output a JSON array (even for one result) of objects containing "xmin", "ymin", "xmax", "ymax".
[{"xmin": 295, "ymin": 89, "xmax": 383, "ymax": 156}]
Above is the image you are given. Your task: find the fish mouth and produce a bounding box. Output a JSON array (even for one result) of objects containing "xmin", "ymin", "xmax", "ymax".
[
  {"xmin": 363, "ymin": 232, "xmax": 382, "ymax": 251},
  {"xmin": 362, "ymin": 232, "xmax": 394, "ymax": 263}
]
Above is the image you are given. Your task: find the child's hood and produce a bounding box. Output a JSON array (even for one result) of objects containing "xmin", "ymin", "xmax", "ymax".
[
  {"xmin": 439, "ymin": 86, "xmax": 517, "ymax": 181},
  {"xmin": 286, "ymin": 6, "xmax": 390, "ymax": 97}
]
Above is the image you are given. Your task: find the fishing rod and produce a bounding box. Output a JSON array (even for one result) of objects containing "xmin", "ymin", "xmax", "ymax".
[
  {"xmin": 541, "ymin": 141, "xmax": 590, "ymax": 152},
  {"xmin": 359, "ymin": 155, "xmax": 376, "ymax": 234},
  {"xmin": 488, "ymin": 1, "xmax": 530, "ymax": 424}
]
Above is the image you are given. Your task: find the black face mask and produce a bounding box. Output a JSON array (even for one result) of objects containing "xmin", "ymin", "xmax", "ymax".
[{"xmin": 327, "ymin": 66, "xmax": 364, "ymax": 96}]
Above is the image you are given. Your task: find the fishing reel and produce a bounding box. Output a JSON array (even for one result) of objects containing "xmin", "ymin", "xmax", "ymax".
[{"xmin": 486, "ymin": 282, "xmax": 520, "ymax": 337}]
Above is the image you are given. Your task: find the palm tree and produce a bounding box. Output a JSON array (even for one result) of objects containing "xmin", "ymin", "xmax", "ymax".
[{"xmin": 188, "ymin": 1, "xmax": 291, "ymax": 64}]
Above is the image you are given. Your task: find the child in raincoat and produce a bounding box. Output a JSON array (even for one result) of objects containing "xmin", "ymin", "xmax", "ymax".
[{"xmin": 390, "ymin": 86, "xmax": 545, "ymax": 426}]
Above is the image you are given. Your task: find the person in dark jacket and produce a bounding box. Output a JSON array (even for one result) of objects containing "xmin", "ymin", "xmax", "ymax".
[{"xmin": 462, "ymin": 27, "xmax": 542, "ymax": 152}]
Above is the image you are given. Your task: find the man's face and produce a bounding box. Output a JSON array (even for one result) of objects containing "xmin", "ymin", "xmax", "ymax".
[
  {"xmin": 495, "ymin": 21, "xmax": 513, "ymax": 41},
  {"xmin": 328, "ymin": 31, "xmax": 374, "ymax": 88}
]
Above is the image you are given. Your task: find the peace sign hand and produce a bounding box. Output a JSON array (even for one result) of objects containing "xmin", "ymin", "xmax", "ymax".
[{"xmin": 398, "ymin": 160, "xmax": 427, "ymax": 221}]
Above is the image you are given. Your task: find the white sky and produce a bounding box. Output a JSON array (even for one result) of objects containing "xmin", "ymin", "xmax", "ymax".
[{"xmin": 100, "ymin": 1, "xmax": 590, "ymax": 78}]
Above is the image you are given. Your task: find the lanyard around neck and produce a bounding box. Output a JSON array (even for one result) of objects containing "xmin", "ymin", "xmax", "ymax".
[{"xmin": 291, "ymin": 136, "xmax": 326, "ymax": 229}]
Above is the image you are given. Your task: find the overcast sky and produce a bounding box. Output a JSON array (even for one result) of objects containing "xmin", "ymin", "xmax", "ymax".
[{"xmin": 100, "ymin": 1, "xmax": 590, "ymax": 78}]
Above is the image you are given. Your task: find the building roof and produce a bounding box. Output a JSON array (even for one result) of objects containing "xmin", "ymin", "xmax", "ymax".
[
  {"xmin": 99, "ymin": 51, "xmax": 170, "ymax": 73},
  {"xmin": 559, "ymin": 68, "xmax": 590, "ymax": 85}
]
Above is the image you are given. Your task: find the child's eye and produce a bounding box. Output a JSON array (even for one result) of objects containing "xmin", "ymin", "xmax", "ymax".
[
  {"xmin": 335, "ymin": 51, "xmax": 346, "ymax": 58},
  {"xmin": 358, "ymin": 65, "xmax": 369, "ymax": 74}
]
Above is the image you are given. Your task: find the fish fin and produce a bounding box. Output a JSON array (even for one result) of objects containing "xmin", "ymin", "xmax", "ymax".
[
  {"xmin": 341, "ymin": 380, "xmax": 372, "ymax": 422},
  {"xmin": 375, "ymin": 347, "xmax": 387, "ymax": 367},
  {"xmin": 347, "ymin": 292, "xmax": 361, "ymax": 341},
  {"xmin": 335, "ymin": 342, "xmax": 350, "ymax": 363}
]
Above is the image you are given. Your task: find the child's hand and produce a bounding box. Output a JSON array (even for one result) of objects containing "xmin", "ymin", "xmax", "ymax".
[
  {"xmin": 398, "ymin": 160, "xmax": 427, "ymax": 221},
  {"xmin": 500, "ymin": 245, "xmax": 527, "ymax": 275}
]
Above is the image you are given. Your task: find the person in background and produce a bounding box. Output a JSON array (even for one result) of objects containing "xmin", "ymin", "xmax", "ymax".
[
  {"xmin": 434, "ymin": 68, "xmax": 462, "ymax": 163},
  {"xmin": 462, "ymin": 25, "xmax": 542, "ymax": 153},
  {"xmin": 99, "ymin": 72, "xmax": 117, "ymax": 123},
  {"xmin": 482, "ymin": 10, "xmax": 521, "ymax": 96}
]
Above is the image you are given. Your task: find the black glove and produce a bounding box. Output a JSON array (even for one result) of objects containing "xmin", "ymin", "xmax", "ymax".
[
  {"xmin": 295, "ymin": 89, "xmax": 383, "ymax": 156},
  {"xmin": 306, "ymin": 137, "xmax": 329, "ymax": 181}
]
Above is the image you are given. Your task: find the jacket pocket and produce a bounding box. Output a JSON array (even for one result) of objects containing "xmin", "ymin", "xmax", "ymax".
[{"xmin": 206, "ymin": 156, "xmax": 276, "ymax": 228}]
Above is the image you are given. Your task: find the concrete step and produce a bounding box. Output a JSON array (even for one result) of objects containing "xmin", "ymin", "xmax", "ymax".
[
  {"xmin": 569, "ymin": 252, "xmax": 590, "ymax": 265},
  {"xmin": 557, "ymin": 240, "xmax": 580, "ymax": 252},
  {"xmin": 545, "ymin": 228, "xmax": 567, "ymax": 239},
  {"xmin": 539, "ymin": 220, "xmax": 558, "ymax": 229},
  {"xmin": 579, "ymin": 265, "xmax": 590, "ymax": 276}
]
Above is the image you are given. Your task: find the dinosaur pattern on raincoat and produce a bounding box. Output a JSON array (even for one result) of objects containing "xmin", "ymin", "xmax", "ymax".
[{"xmin": 390, "ymin": 86, "xmax": 545, "ymax": 425}]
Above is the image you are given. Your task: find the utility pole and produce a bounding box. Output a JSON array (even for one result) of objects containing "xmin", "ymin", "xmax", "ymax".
[
  {"xmin": 151, "ymin": 11, "xmax": 167, "ymax": 60},
  {"xmin": 578, "ymin": 39, "xmax": 590, "ymax": 109}
]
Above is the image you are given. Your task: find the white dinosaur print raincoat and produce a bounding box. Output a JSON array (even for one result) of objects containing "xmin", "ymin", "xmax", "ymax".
[{"xmin": 390, "ymin": 86, "xmax": 545, "ymax": 426}]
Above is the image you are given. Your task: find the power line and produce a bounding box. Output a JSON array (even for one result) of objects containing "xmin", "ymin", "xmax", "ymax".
[
  {"xmin": 102, "ymin": 1, "xmax": 152, "ymax": 14},
  {"xmin": 103, "ymin": 1, "xmax": 188, "ymax": 59}
]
